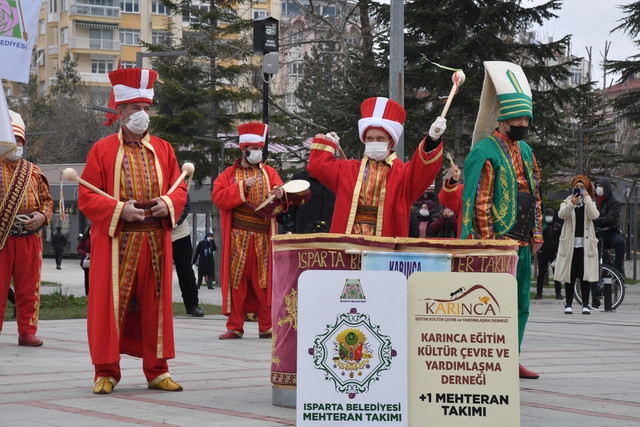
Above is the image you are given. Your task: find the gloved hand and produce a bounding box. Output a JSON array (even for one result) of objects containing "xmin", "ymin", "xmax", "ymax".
[
  {"xmin": 324, "ymin": 131, "xmax": 340, "ymax": 146},
  {"xmin": 429, "ymin": 117, "xmax": 447, "ymax": 140}
]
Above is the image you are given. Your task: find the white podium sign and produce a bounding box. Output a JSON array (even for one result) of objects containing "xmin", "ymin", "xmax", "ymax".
[
  {"xmin": 408, "ymin": 272, "xmax": 520, "ymax": 426},
  {"xmin": 297, "ymin": 270, "xmax": 408, "ymax": 426}
]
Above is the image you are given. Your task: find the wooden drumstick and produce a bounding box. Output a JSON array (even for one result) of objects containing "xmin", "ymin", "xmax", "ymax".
[
  {"xmin": 62, "ymin": 168, "xmax": 116, "ymax": 200},
  {"xmin": 167, "ymin": 162, "xmax": 195, "ymax": 195},
  {"xmin": 435, "ymin": 70, "xmax": 466, "ymax": 133}
]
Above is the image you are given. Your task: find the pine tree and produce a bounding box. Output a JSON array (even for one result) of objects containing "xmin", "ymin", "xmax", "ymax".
[{"xmin": 150, "ymin": 1, "xmax": 262, "ymax": 183}]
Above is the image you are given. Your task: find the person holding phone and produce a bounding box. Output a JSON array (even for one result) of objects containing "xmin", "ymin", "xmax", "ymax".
[{"xmin": 554, "ymin": 175, "xmax": 599, "ymax": 315}]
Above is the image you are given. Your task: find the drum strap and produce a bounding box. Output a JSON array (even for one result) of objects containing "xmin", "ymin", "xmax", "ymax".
[
  {"xmin": 354, "ymin": 204, "xmax": 378, "ymax": 225},
  {"xmin": 0, "ymin": 159, "xmax": 32, "ymax": 250},
  {"xmin": 233, "ymin": 205, "xmax": 270, "ymax": 233}
]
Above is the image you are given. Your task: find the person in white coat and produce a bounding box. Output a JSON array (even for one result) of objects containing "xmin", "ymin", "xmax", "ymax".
[{"xmin": 555, "ymin": 175, "xmax": 600, "ymax": 315}]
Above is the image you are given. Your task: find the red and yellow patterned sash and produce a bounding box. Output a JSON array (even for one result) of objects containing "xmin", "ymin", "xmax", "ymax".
[{"xmin": 0, "ymin": 159, "xmax": 33, "ymax": 249}]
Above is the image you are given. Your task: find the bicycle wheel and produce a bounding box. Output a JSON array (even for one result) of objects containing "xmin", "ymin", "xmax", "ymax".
[
  {"xmin": 601, "ymin": 265, "xmax": 625, "ymax": 309},
  {"xmin": 573, "ymin": 266, "xmax": 625, "ymax": 309},
  {"xmin": 573, "ymin": 278, "xmax": 584, "ymax": 307}
]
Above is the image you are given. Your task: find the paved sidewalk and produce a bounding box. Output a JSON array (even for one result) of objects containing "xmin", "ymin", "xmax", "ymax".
[{"xmin": 1, "ymin": 258, "xmax": 639, "ymax": 426}]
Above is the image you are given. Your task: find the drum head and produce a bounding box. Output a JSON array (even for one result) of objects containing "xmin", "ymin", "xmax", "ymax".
[
  {"xmin": 282, "ymin": 179, "xmax": 310, "ymax": 194},
  {"xmin": 255, "ymin": 194, "xmax": 276, "ymax": 212}
]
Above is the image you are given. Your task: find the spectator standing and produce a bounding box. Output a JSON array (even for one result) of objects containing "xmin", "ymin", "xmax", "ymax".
[
  {"xmin": 51, "ymin": 226, "xmax": 67, "ymax": 269},
  {"xmin": 429, "ymin": 206, "xmax": 458, "ymax": 238},
  {"xmin": 438, "ymin": 161, "xmax": 464, "ymax": 238},
  {"xmin": 192, "ymin": 232, "xmax": 216, "ymax": 290},
  {"xmin": 555, "ymin": 176, "xmax": 599, "ymax": 315},
  {"xmin": 593, "ymin": 178, "xmax": 625, "ymax": 279},
  {"xmin": 172, "ymin": 195, "xmax": 204, "ymax": 317},
  {"xmin": 78, "ymin": 68, "xmax": 188, "ymax": 394},
  {"xmin": 307, "ymin": 97, "xmax": 444, "ymax": 238},
  {"xmin": 0, "ymin": 110, "xmax": 54, "ymax": 347},
  {"xmin": 76, "ymin": 226, "xmax": 91, "ymax": 296},
  {"xmin": 460, "ymin": 62, "xmax": 542, "ymax": 379},
  {"xmin": 212, "ymin": 122, "xmax": 283, "ymax": 340},
  {"xmin": 416, "ymin": 200, "xmax": 436, "ymax": 238},
  {"xmin": 535, "ymin": 208, "xmax": 563, "ymax": 300}
]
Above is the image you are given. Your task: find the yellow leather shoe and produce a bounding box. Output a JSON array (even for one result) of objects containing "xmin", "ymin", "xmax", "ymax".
[
  {"xmin": 148, "ymin": 377, "xmax": 183, "ymax": 391},
  {"xmin": 93, "ymin": 377, "xmax": 116, "ymax": 394}
]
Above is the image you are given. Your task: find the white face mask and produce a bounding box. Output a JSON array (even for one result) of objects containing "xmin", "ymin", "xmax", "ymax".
[
  {"xmin": 124, "ymin": 110, "xmax": 150, "ymax": 134},
  {"xmin": 6, "ymin": 146, "xmax": 23, "ymax": 161},
  {"xmin": 246, "ymin": 149, "xmax": 263, "ymax": 164},
  {"xmin": 419, "ymin": 209, "xmax": 429, "ymax": 216},
  {"xmin": 545, "ymin": 216, "xmax": 553, "ymax": 223},
  {"xmin": 595, "ymin": 186, "xmax": 604, "ymax": 196},
  {"xmin": 364, "ymin": 141, "xmax": 390, "ymax": 162}
]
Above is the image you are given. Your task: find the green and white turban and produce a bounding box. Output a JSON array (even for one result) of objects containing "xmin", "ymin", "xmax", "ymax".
[{"xmin": 472, "ymin": 61, "xmax": 533, "ymax": 145}]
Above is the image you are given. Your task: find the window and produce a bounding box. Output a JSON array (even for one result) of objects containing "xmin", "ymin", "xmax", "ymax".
[
  {"xmin": 288, "ymin": 62, "xmax": 303, "ymax": 78},
  {"xmin": 282, "ymin": 1, "xmax": 300, "ymax": 17},
  {"xmin": 39, "ymin": 19, "xmax": 46, "ymax": 35},
  {"xmin": 49, "ymin": 0, "xmax": 57, "ymax": 13},
  {"xmin": 61, "ymin": 27, "xmax": 68, "ymax": 44},
  {"xmin": 571, "ymin": 68, "xmax": 583, "ymax": 85},
  {"xmin": 253, "ymin": 9, "xmax": 267, "ymax": 20},
  {"xmin": 152, "ymin": 30, "xmax": 170, "ymax": 45},
  {"xmin": 121, "ymin": 61, "xmax": 136, "ymax": 69},
  {"xmin": 36, "ymin": 49, "xmax": 45, "ymax": 66},
  {"xmin": 120, "ymin": 0, "xmax": 139, "ymax": 13},
  {"xmin": 90, "ymin": 28, "xmax": 116, "ymax": 49},
  {"xmin": 61, "ymin": 0, "xmax": 68, "ymax": 11},
  {"xmin": 119, "ymin": 28, "xmax": 140, "ymax": 45},
  {"xmin": 91, "ymin": 58, "xmax": 116, "ymax": 74},
  {"xmin": 182, "ymin": 3, "xmax": 210, "ymax": 24},
  {"xmin": 286, "ymin": 93, "xmax": 298, "ymax": 109},
  {"xmin": 151, "ymin": 0, "xmax": 170, "ymax": 14}
]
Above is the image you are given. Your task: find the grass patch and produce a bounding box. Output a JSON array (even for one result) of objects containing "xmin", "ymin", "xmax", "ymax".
[{"xmin": 4, "ymin": 286, "xmax": 221, "ymax": 321}]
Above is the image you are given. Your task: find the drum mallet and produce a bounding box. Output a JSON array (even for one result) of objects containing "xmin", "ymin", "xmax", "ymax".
[
  {"xmin": 62, "ymin": 168, "xmax": 116, "ymax": 200},
  {"xmin": 167, "ymin": 162, "xmax": 195, "ymax": 195},
  {"xmin": 435, "ymin": 69, "xmax": 466, "ymax": 134}
]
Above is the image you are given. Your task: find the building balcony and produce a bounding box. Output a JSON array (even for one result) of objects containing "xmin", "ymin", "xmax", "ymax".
[
  {"xmin": 49, "ymin": 45, "xmax": 59, "ymax": 56},
  {"xmin": 69, "ymin": 38, "xmax": 120, "ymax": 52},
  {"xmin": 70, "ymin": 3, "xmax": 120, "ymax": 20},
  {"xmin": 78, "ymin": 72, "xmax": 111, "ymax": 85}
]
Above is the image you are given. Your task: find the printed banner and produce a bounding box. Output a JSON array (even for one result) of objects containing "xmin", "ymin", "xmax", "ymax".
[
  {"xmin": 0, "ymin": 0, "xmax": 40, "ymax": 83},
  {"xmin": 297, "ymin": 270, "xmax": 408, "ymax": 426},
  {"xmin": 408, "ymin": 272, "xmax": 520, "ymax": 426},
  {"xmin": 361, "ymin": 251, "xmax": 451, "ymax": 278}
]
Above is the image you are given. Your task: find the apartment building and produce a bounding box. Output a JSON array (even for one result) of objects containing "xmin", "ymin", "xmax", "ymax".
[{"xmin": 23, "ymin": 0, "xmax": 181, "ymax": 99}]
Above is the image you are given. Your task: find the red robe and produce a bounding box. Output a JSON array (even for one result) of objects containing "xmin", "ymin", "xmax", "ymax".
[
  {"xmin": 307, "ymin": 137, "xmax": 443, "ymax": 237},
  {"xmin": 78, "ymin": 131, "xmax": 187, "ymax": 364},
  {"xmin": 211, "ymin": 160, "xmax": 282, "ymax": 316},
  {"xmin": 0, "ymin": 160, "xmax": 54, "ymax": 335}
]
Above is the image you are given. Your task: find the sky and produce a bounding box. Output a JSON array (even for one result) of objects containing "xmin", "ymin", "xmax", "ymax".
[{"xmin": 532, "ymin": 0, "xmax": 638, "ymax": 88}]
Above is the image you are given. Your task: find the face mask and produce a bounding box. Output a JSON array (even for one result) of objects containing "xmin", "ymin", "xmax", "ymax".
[
  {"xmin": 6, "ymin": 146, "xmax": 23, "ymax": 161},
  {"xmin": 246, "ymin": 149, "xmax": 263, "ymax": 164},
  {"xmin": 419, "ymin": 209, "xmax": 429, "ymax": 216},
  {"xmin": 364, "ymin": 141, "xmax": 390, "ymax": 162},
  {"xmin": 545, "ymin": 216, "xmax": 553, "ymax": 223},
  {"xmin": 124, "ymin": 110, "xmax": 150, "ymax": 134},
  {"xmin": 506, "ymin": 125, "xmax": 528, "ymax": 141},
  {"xmin": 595, "ymin": 187, "xmax": 604, "ymax": 196}
]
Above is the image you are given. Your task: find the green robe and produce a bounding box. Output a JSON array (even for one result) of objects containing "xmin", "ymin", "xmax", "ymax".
[{"xmin": 460, "ymin": 133, "xmax": 537, "ymax": 239}]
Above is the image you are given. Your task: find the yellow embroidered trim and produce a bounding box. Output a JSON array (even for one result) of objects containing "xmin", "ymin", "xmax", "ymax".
[
  {"xmin": 310, "ymin": 142, "xmax": 336, "ymax": 155},
  {"xmin": 346, "ymin": 159, "xmax": 368, "ymax": 234}
]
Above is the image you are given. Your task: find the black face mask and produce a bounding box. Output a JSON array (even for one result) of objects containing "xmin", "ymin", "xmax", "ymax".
[{"xmin": 506, "ymin": 125, "xmax": 528, "ymax": 141}]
